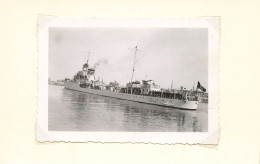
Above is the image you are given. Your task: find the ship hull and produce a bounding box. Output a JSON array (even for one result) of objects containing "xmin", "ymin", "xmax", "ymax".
[{"xmin": 64, "ymin": 81, "xmax": 198, "ymax": 110}]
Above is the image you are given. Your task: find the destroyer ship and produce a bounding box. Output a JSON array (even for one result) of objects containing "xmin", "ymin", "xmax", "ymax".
[{"xmin": 64, "ymin": 46, "xmax": 204, "ymax": 110}]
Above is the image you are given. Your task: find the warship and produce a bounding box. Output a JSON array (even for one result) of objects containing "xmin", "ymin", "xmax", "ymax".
[{"xmin": 64, "ymin": 46, "xmax": 205, "ymax": 110}]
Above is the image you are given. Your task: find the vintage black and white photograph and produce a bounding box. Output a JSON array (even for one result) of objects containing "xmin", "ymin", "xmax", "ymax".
[{"xmin": 38, "ymin": 18, "xmax": 219, "ymax": 144}]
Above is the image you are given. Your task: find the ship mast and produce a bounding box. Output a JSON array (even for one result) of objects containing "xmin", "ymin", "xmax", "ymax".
[
  {"xmin": 86, "ymin": 50, "xmax": 92, "ymax": 64},
  {"xmin": 82, "ymin": 50, "xmax": 93, "ymax": 82},
  {"xmin": 130, "ymin": 45, "xmax": 138, "ymax": 84}
]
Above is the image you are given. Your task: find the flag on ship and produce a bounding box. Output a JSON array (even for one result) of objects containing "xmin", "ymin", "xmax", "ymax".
[{"xmin": 197, "ymin": 81, "xmax": 206, "ymax": 92}]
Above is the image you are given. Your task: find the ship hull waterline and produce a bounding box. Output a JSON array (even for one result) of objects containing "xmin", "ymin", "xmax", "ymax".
[{"xmin": 64, "ymin": 81, "xmax": 198, "ymax": 110}]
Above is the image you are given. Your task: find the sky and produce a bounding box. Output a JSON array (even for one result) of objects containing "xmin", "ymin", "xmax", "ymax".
[{"xmin": 49, "ymin": 27, "xmax": 208, "ymax": 90}]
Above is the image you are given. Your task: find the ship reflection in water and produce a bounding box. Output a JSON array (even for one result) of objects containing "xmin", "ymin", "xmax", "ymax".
[{"xmin": 49, "ymin": 85, "xmax": 208, "ymax": 132}]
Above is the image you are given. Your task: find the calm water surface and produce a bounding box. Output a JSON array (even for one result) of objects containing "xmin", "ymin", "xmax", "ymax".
[{"xmin": 48, "ymin": 85, "xmax": 208, "ymax": 132}]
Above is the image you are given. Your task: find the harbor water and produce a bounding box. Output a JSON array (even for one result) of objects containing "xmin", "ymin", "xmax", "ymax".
[{"xmin": 48, "ymin": 85, "xmax": 208, "ymax": 132}]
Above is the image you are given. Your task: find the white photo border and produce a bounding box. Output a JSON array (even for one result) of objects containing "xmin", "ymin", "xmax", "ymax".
[{"xmin": 37, "ymin": 17, "xmax": 219, "ymax": 144}]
